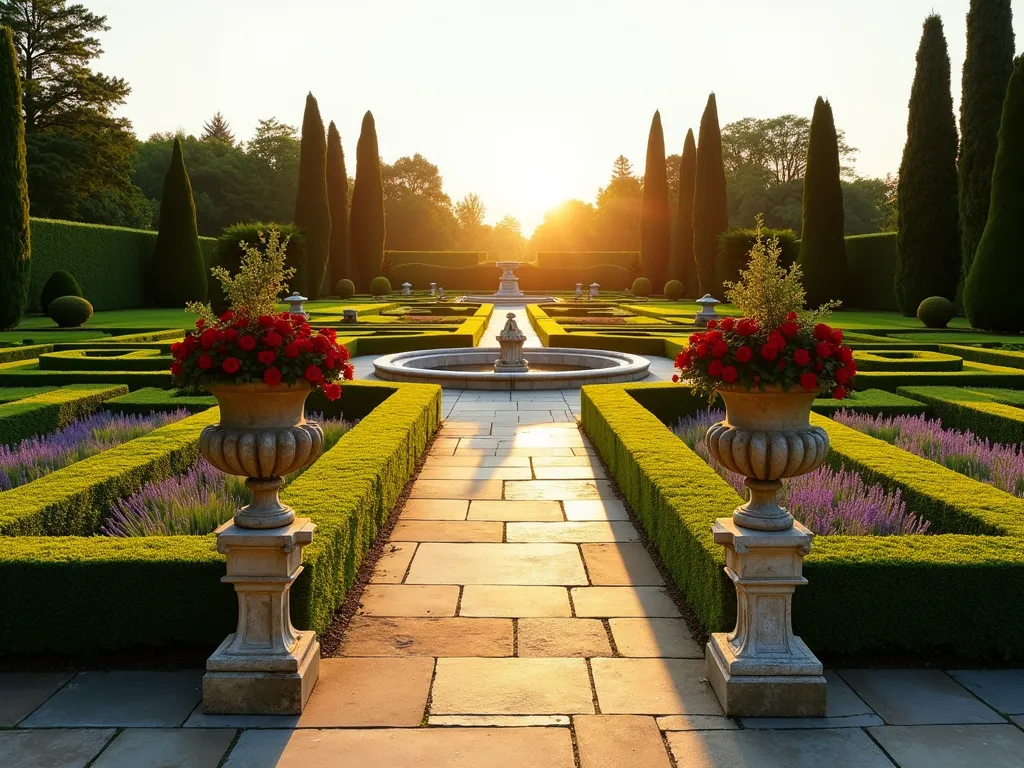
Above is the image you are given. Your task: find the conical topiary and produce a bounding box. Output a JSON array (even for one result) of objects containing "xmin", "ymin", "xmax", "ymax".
[
  {"xmin": 672, "ymin": 129, "xmax": 698, "ymax": 296},
  {"xmin": 326, "ymin": 121, "xmax": 351, "ymax": 292},
  {"xmin": 41, "ymin": 270, "xmax": 83, "ymax": 311},
  {"xmin": 150, "ymin": 138, "xmax": 207, "ymax": 307},
  {"xmin": 958, "ymin": 0, "xmax": 1015, "ymax": 279},
  {"xmin": 294, "ymin": 93, "xmax": 331, "ymax": 299},
  {"xmin": 964, "ymin": 59, "xmax": 1024, "ymax": 332},
  {"xmin": 350, "ymin": 111, "xmax": 385, "ymax": 293},
  {"xmin": 895, "ymin": 15, "xmax": 961, "ymax": 315},
  {"xmin": 640, "ymin": 110, "xmax": 671, "ymax": 291},
  {"xmin": 693, "ymin": 94, "xmax": 729, "ymax": 298},
  {"xmin": 799, "ymin": 97, "xmax": 848, "ymax": 307},
  {"xmin": 0, "ymin": 26, "xmax": 30, "ymax": 330}
]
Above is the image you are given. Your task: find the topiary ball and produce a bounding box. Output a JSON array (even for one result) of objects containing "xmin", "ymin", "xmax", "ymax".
[
  {"xmin": 47, "ymin": 296, "xmax": 93, "ymax": 328},
  {"xmin": 370, "ymin": 276, "xmax": 392, "ymax": 297},
  {"xmin": 664, "ymin": 280, "xmax": 684, "ymax": 301},
  {"xmin": 631, "ymin": 277, "xmax": 652, "ymax": 298},
  {"xmin": 41, "ymin": 270, "xmax": 83, "ymax": 311},
  {"xmin": 336, "ymin": 279, "xmax": 356, "ymax": 299},
  {"xmin": 917, "ymin": 296, "xmax": 956, "ymax": 328}
]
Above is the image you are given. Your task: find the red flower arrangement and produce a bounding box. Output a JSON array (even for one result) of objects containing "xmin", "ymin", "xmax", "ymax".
[
  {"xmin": 673, "ymin": 217, "xmax": 856, "ymax": 400},
  {"xmin": 171, "ymin": 311, "xmax": 354, "ymax": 400}
]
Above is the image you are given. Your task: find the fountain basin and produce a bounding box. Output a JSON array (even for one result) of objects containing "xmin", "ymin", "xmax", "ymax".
[{"xmin": 373, "ymin": 347, "xmax": 651, "ymax": 390}]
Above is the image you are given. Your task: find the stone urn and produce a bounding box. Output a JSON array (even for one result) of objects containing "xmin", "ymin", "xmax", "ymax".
[
  {"xmin": 200, "ymin": 382, "xmax": 324, "ymax": 530},
  {"xmin": 705, "ymin": 386, "xmax": 829, "ymax": 531}
]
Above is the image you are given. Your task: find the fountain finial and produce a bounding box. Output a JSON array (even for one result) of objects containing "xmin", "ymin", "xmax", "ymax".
[{"xmin": 494, "ymin": 312, "xmax": 529, "ymax": 373}]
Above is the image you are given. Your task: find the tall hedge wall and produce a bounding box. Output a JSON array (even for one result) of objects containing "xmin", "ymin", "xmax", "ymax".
[
  {"xmin": 386, "ymin": 251, "xmax": 484, "ymax": 268},
  {"xmin": 27, "ymin": 218, "xmax": 217, "ymax": 313},
  {"xmin": 535, "ymin": 251, "xmax": 639, "ymax": 270},
  {"xmin": 845, "ymin": 232, "xmax": 899, "ymax": 311}
]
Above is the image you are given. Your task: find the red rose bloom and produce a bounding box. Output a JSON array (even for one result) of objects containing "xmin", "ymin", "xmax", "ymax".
[
  {"xmin": 312, "ymin": 335, "xmax": 331, "ymax": 354},
  {"xmin": 734, "ymin": 345, "xmax": 753, "ymax": 363},
  {"xmin": 786, "ymin": 311, "xmax": 799, "ymax": 322},
  {"xmin": 298, "ymin": 338, "xmax": 314, "ymax": 353},
  {"xmin": 832, "ymin": 329, "xmax": 843, "ymax": 344},
  {"xmin": 170, "ymin": 362, "xmax": 183, "ymax": 376},
  {"xmin": 835, "ymin": 367, "xmax": 850, "ymax": 385},
  {"xmin": 672, "ymin": 374, "xmax": 680, "ymax": 383},
  {"xmin": 222, "ymin": 328, "xmax": 238, "ymax": 343},
  {"xmin": 706, "ymin": 319, "xmax": 718, "ymax": 330},
  {"xmin": 239, "ymin": 335, "xmax": 257, "ymax": 352},
  {"xmin": 720, "ymin": 317, "xmax": 735, "ymax": 331},
  {"xmin": 200, "ymin": 328, "xmax": 219, "ymax": 349},
  {"xmin": 768, "ymin": 330, "xmax": 786, "ymax": 349},
  {"xmin": 696, "ymin": 343, "xmax": 710, "ymax": 358},
  {"xmin": 838, "ymin": 346, "xmax": 854, "ymax": 363},
  {"xmin": 780, "ymin": 321, "xmax": 799, "ymax": 338},
  {"xmin": 704, "ymin": 330, "xmax": 723, "ymax": 342},
  {"xmin": 322, "ymin": 382, "xmax": 342, "ymax": 401},
  {"xmin": 198, "ymin": 354, "xmax": 214, "ymax": 370},
  {"xmin": 219, "ymin": 310, "xmax": 234, "ymax": 323},
  {"xmin": 689, "ymin": 333, "xmax": 704, "ymax": 345},
  {"xmin": 263, "ymin": 367, "xmax": 282, "ymax": 386},
  {"xmin": 815, "ymin": 341, "xmax": 832, "ymax": 359},
  {"xmin": 171, "ymin": 342, "xmax": 187, "ymax": 360},
  {"xmin": 721, "ymin": 366, "xmax": 738, "ymax": 383},
  {"xmin": 832, "ymin": 386, "xmax": 848, "ymax": 400},
  {"xmin": 222, "ymin": 357, "xmax": 241, "ymax": 374},
  {"xmin": 845, "ymin": 360, "xmax": 858, "ymax": 374},
  {"xmin": 814, "ymin": 323, "xmax": 832, "ymax": 341},
  {"xmin": 258, "ymin": 315, "xmax": 276, "ymax": 328},
  {"xmin": 793, "ymin": 348, "xmax": 810, "ymax": 366},
  {"xmin": 195, "ymin": 318, "xmax": 206, "ymax": 329},
  {"xmin": 707, "ymin": 360, "xmax": 724, "ymax": 377},
  {"xmin": 274, "ymin": 319, "xmax": 292, "ymax": 337},
  {"xmin": 257, "ymin": 350, "xmax": 276, "ymax": 366},
  {"xmin": 711, "ymin": 341, "xmax": 728, "ymax": 358},
  {"xmin": 304, "ymin": 364, "xmax": 323, "ymax": 383},
  {"xmin": 760, "ymin": 343, "xmax": 779, "ymax": 361},
  {"xmin": 263, "ymin": 331, "xmax": 283, "ymax": 348},
  {"xmin": 284, "ymin": 343, "xmax": 300, "ymax": 359},
  {"xmin": 736, "ymin": 319, "xmax": 758, "ymax": 336},
  {"xmin": 800, "ymin": 372, "xmax": 818, "ymax": 391}
]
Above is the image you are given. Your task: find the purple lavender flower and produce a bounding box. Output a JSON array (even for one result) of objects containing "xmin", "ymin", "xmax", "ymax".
[
  {"xmin": 673, "ymin": 409, "xmax": 930, "ymax": 536},
  {"xmin": 833, "ymin": 411, "xmax": 1024, "ymax": 498},
  {"xmin": 0, "ymin": 409, "xmax": 189, "ymax": 491}
]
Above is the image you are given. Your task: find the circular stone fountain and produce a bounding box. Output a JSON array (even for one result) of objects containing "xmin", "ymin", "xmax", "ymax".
[
  {"xmin": 460, "ymin": 261, "xmax": 556, "ymax": 305},
  {"xmin": 373, "ymin": 312, "xmax": 650, "ymax": 390}
]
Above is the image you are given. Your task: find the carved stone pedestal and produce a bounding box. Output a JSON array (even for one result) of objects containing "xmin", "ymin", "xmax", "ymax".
[
  {"xmin": 203, "ymin": 518, "xmax": 320, "ymax": 715},
  {"xmin": 705, "ymin": 518, "xmax": 826, "ymax": 717}
]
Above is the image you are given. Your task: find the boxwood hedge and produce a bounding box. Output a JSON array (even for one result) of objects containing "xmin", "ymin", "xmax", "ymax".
[{"xmin": 0, "ymin": 384, "xmax": 128, "ymax": 445}]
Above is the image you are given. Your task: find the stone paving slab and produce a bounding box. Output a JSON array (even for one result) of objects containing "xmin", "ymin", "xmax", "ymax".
[
  {"xmin": 357, "ymin": 585, "xmax": 460, "ymax": 617},
  {"xmin": 948, "ymin": 669, "xmax": 1024, "ymax": 714},
  {"xmin": 431, "ymin": 658, "xmax": 594, "ymax": 715},
  {"xmin": 504, "ymin": 479, "xmax": 618, "ymax": 500},
  {"xmin": 581, "ymin": 543, "xmax": 665, "ymax": 585},
  {"xmin": 90, "ymin": 728, "xmax": 235, "ymax": 768},
  {"xmin": 424, "ymin": 455, "xmax": 533, "ymax": 467},
  {"xmin": 400, "ymin": 499, "xmax": 470, "ymax": 520},
  {"xmin": 574, "ymin": 715, "xmax": 673, "ymax": 768},
  {"xmin": 868, "ymin": 723, "xmax": 1024, "ymax": 768},
  {"xmin": 572, "ymin": 587, "xmax": 682, "ymax": 618},
  {"xmin": 21, "ymin": 670, "xmax": 203, "ymax": 728},
  {"xmin": 0, "ymin": 728, "xmax": 114, "ymax": 768},
  {"xmin": 223, "ymin": 727, "xmax": 577, "ymax": 768},
  {"xmin": 391, "ymin": 520, "xmax": 504, "ymax": 542},
  {"xmin": 590, "ymin": 658, "xmax": 722, "ymax": 715},
  {"xmin": 532, "ymin": 464, "xmax": 608, "ymax": 479},
  {"xmin": 338, "ymin": 617, "xmax": 513, "ymax": 657},
  {"xmin": 666, "ymin": 728, "xmax": 893, "ymax": 767},
  {"xmin": 296, "ymin": 658, "xmax": 432, "ymax": 727},
  {"xmin": 427, "ymin": 715, "xmax": 570, "ymax": 727},
  {"xmin": 657, "ymin": 715, "xmax": 739, "ymax": 731},
  {"xmin": 369, "ymin": 542, "xmax": 417, "ymax": 583},
  {"xmin": 459, "ymin": 585, "xmax": 572, "ymax": 617},
  {"xmin": 838, "ymin": 669, "xmax": 1004, "ymax": 725},
  {"xmin": 418, "ymin": 466, "xmax": 533, "ymax": 480},
  {"xmin": 608, "ymin": 618, "xmax": 703, "ymax": 658},
  {"xmin": 564, "ymin": 499, "xmax": 630, "ymax": 521},
  {"xmin": 517, "ymin": 618, "xmax": 614, "ymax": 657},
  {"xmin": 0, "ymin": 672, "xmax": 73, "ymax": 726},
  {"xmin": 405, "ymin": 543, "xmax": 588, "ymax": 585},
  {"xmin": 467, "ymin": 500, "xmax": 564, "ymax": 521},
  {"xmin": 506, "ymin": 521, "xmax": 639, "ymax": 543},
  {"xmin": 408, "ymin": 478, "xmax": 504, "ymax": 500}
]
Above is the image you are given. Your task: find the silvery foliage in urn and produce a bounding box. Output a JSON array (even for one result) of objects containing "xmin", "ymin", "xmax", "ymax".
[
  {"xmin": 705, "ymin": 386, "xmax": 829, "ymax": 531},
  {"xmin": 200, "ymin": 382, "xmax": 324, "ymax": 529}
]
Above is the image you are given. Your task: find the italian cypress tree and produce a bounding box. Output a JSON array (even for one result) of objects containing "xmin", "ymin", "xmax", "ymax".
[
  {"xmin": 294, "ymin": 92, "xmax": 331, "ymax": 299},
  {"xmin": 326, "ymin": 121, "xmax": 351, "ymax": 292},
  {"xmin": 671, "ymin": 129, "xmax": 698, "ymax": 296},
  {"xmin": 959, "ymin": 0, "xmax": 1015, "ymax": 278},
  {"xmin": 349, "ymin": 110, "xmax": 385, "ymax": 292},
  {"xmin": 895, "ymin": 15, "xmax": 961, "ymax": 315},
  {"xmin": 798, "ymin": 97, "xmax": 848, "ymax": 307},
  {"xmin": 964, "ymin": 58, "xmax": 1024, "ymax": 332},
  {"xmin": 0, "ymin": 26, "xmax": 29, "ymax": 329},
  {"xmin": 150, "ymin": 138, "xmax": 206, "ymax": 307},
  {"xmin": 693, "ymin": 94, "xmax": 729, "ymax": 298},
  {"xmin": 640, "ymin": 110, "xmax": 671, "ymax": 290}
]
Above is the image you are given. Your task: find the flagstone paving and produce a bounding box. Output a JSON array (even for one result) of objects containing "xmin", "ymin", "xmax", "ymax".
[{"xmin": 5, "ymin": 309, "xmax": 1024, "ymax": 766}]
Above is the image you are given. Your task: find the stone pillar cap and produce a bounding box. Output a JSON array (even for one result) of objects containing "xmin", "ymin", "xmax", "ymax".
[
  {"xmin": 712, "ymin": 517, "xmax": 813, "ymax": 549},
  {"xmin": 215, "ymin": 518, "xmax": 316, "ymax": 553}
]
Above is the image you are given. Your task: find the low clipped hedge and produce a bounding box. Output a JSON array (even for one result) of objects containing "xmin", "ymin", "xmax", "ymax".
[
  {"xmin": 897, "ymin": 386, "xmax": 1024, "ymax": 445},
  {"xmin": 386, "ymin": 250, "xmax": 484, "ymax": 268},
  {"xmin": 535, "ymin": 251, "xmax": 639, "ymax": 270},
  {"xmin": 103, "ymin": 387, "xmax": 217, "ymax": 415},
  {"xmin": 0, "ymin": 380, "xmax": 441, "ymax": 654},
  {"xmin": 810, "ymin": 388, "xmax": 927, "ymax": 417},
  {"xmin": 853, "ymin": 349, "xmax": 963, "ymax": 372},
  {"xmin": 939, "ymin": 344, "xmax": 1024, "ymax": 371},
  {"xmin": 0, "ymin": 384, "xmax": 128, "ymax": 445},
  {"xmin": 845, "ymin": 232, "xmax": 898, "ymax": 311},
  {"xmin": 855, "ymin": 361, "xmax": 1024, "ymax": 392},
  {"xmin": 582, "ymin": 382, "xmax": 1024, "ymax": 658},
  {"xmin": 527, "ymin": 304, "xmax": 683, "ymax": 356},
  {"xmin": 38, "ymin": 349, "xmax": 171, "ymax": 372},
  {"xmin": 0, "ymin": 361, "xmax": 171, "ymax": 390},
  {"xmin": 390, "ymin": 261, "xmax": 634, "ymax": 292}
]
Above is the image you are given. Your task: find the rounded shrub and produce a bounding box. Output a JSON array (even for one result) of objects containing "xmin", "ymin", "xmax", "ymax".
[
  {"xmin": 369, "ymin": 276, "xmax": 392, "ymax": 297},
  {"xmin": 47, "ymin": 296, "xmax": 93, "ymax": 328},
  {"xmin": 664, "ymin": 279, "xmax": 685, "ymax": 301},
  {"xmin": 917, "ymin": 296, "xmax": 956, "ymax": 328},
  {"xmin": 631, "ymin": 277, "xmax": 652, "ymax": 297},
  {"xmin": 336, "ymin": 278, "xmax": 355, "ymax": 299},
  {"xmin": 41, "ymin": 270, "xmax": 83, "ymax": 310}
]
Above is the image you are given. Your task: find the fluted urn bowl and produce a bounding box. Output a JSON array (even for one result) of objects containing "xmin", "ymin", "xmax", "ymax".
[
  {"xmin": 201, "ymin": 382, "xmax": 324, "ymax": 529},
  {"xmin": 705, "ymin": 385, "xmax": 829, "ymax": 531}
]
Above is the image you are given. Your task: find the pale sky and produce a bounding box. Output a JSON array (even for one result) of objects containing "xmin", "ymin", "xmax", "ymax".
[{"xmin": 90, "ymin": 0, "xmax": 1022, "ymax": 234}]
